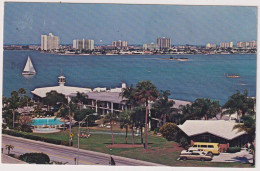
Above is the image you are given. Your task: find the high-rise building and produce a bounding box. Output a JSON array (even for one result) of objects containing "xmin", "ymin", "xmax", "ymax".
[
  {"xmin": 220, "ymin": 42, "xmax": 233, "ymax": 48},
  {"xmin": 73, "ymin": 39, "xmax": 94, "ymax": 50},
  {"xmin": 112, "ymin": 40, "xmax": 127, "ymax": 49},
  {"xmin": 157, "ymin": 37, "xmax": 171, "ymax": 50},
  {"xmin": 41, "ymin": 33, "xmax": 60, "ymax": 51}
]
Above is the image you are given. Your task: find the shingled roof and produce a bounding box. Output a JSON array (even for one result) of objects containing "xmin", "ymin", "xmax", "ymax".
[{"xmin": 178, "ymin": 120, "xmax": 247, "ymax": 140}]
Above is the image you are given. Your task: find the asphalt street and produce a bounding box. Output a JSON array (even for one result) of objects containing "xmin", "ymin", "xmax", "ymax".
[{"xmin": 2, "ymin": 135, "xmax": 163, "ymax": 166}]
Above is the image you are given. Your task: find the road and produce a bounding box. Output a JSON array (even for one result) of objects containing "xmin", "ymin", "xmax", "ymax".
[{"xmin": 2, "ymin": 135, "xmax": 163, "ymax": 166}]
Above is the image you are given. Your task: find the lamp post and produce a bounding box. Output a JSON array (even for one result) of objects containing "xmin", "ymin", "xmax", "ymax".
[
  {"xmin": 148, "ymin": 101, "xmax": 153, "ymax": 131},
  {"xmin": 57, "ymin": 102, "xmax": 72, "ymax": 146},
  {"xmin": 77, "ymin": 113, "xmax": 98, "ymax": 165}
]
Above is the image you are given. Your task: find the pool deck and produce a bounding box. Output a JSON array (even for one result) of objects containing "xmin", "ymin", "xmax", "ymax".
[{"xmin": 32, "ymin": 128, "xmax": 61, "ymax": 133}]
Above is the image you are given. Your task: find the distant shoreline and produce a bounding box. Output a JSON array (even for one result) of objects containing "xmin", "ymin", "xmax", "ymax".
[{"xmin": 6, "ymin": 50, "xmax": 256, "ymax": 56}]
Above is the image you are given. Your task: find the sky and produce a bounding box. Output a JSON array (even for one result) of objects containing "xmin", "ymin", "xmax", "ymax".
[{"xmin": 3, "ymin": 2, "xmax": 258, "ymax": 45}]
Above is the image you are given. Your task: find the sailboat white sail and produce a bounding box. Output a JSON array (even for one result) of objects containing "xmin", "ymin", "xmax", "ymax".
[{"xmin": 22, "ymin": 56, "xmax": 36, "ymax": 75}]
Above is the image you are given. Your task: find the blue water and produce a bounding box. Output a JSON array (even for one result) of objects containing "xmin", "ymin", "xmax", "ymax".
[
  {"xmin": 3, "ymin": 50, "xmax": 256, "ymax": 105},
  {"xmin": 31, "ymin": 118, "xmax": 63, "ymax": 126}
]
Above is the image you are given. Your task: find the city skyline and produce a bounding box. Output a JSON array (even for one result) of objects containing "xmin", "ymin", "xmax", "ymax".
[{"xmin": 4, "ymin": 3, "xmax": 257, "ymax": 45}]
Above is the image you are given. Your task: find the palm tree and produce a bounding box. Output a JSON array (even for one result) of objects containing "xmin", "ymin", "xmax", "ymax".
[
  {"xmin": 223, "ymin": 90, "xmax": 255, "ymax": 122},
  {"xmin": 104, "ymin": 112, "xmax": 118, "ymax": 145},
  {"xmin": 152, "ymin": 90, "xmax": 175, "ymax": 125},
  {"xmin": 233, "ymin": 115, "xmax": 255, "ymax": 165},
  {"xmin": 134, "ymin": 81, "xmax": 159, "ymax": 150},
  {"xmin": 192, "ymin": 98, "xmax": 221, "ymax": 120},
  {"xmin": 133, "ymin": 106, "xmax": 145, "ymax": 144},
  {"xmin": 120, "ymin": 84, "xmax": 137, "ymax": 110},
  {"xmin": 119, "ymin": 110, "xmax": 132, "ymax": 144},
  {"xmin": 5, "ymin": 144, "xmax": 14, "ymax": 155},
  {"xmin": 8, "ymin": 91, "xmax": 20, "ymax": 128}
]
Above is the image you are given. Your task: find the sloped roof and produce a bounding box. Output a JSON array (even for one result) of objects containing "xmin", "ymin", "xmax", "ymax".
[
  {"xmin": 31, "ymin": 85, "xmax": 92, "ymax": 98},
  {"xmin": 178, "ymin": 120, "xmax": 247, "ymax": 140},
  {"xmin": 85, "ymin": 92, "xmax": 126, "ymax": 104}
]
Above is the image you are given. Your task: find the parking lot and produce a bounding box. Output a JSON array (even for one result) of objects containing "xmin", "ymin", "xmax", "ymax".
[{"xmin": 211, "ymin": 149, "xmax": 253, "ymax": 163}]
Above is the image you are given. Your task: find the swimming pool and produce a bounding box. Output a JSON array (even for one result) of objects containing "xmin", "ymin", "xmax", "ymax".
[{"xmin": 31, "ymin": 118, "xmax": 63, "ymax": 126}]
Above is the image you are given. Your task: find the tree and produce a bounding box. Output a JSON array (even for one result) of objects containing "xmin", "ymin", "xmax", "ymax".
[
  {"xmin": 159, "ymin": 123, "xmax": 180, "ymax": 141},
  {"xmin": 192, "ymin": 98, "xmax": 221, "ymax": 120},
  {"xmin": 233, "ymin": 115, "xmax": 256, "ymax": 165},
  {"xmin": 119, "ymin": 110, "xmax": 132, "ymax": 144},
  {"xmin": 74, "ymin": 109, "xmax": 96, "ymax": 122},
  {"xmin": 133, "ymin": 106, "xmax": 145, "ymax": 144},
  {"xmin": 42, "ymin": 91, "xmax": 67, "ymax": 112},
  {"xmin": 152, "ymin": 90, "xmax": 175, "ymax": 125},
  {"xmin": 223, "ymin": 90, "xmax": 255, "ymax": 122},
  {"xmin": 134, "ymin": 80, "xmax": 159, "ymax": 150},
  {"xmin": 18, "ymin": 115, "xmax": 33, "ymax": 132},
  {"xmin": 71, "ymin": 92, "xmax": 88, "ymax": 110},
  {"xmin": 5, "ymin": 145, "xmax": 14, "ymax": 155},
  {"xmin": 8, "ymin": 91, "xmax": 20, "ymax": 128},
  {"xmin": 120, "ymin": 84, "xmax": 137, "ymax": 109},
  {"xmin": 104, "ymin": 112, "xmax": 118, "ymax": 145}
]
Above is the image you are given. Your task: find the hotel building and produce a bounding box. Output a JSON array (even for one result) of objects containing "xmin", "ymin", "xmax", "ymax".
[
  {"xmin": 41, "ymin": 33, "xmax": 60, "ymax": 51},
  {"xmin": 73, "ymin": 39, "xmax": 94, "ymax": 50},
  {"xmin": 112, "ymin": 40, "xmax": 128, "ymax": 49},
  {"xmin": 31, "ymin": 75, "xmax": 129, "ymax": 115},
  {"xmin": 157, "ymin": 37, "xmax": 171, "ymax": 50},
  {"xmin": 220, "ymin": 42, "xmax": 233, "ymax": 48}
]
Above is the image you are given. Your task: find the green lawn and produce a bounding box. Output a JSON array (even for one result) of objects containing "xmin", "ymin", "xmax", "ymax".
[{"xmin": 17, "ymin": 127, "xmax": 253, "ymax": 167}]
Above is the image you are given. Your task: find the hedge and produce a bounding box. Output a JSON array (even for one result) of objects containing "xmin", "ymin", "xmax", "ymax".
[
  {"xmin": 226, "ymin": 147, "xmax": 241, "ymax": 153},
  {"xmin": 19, "ymin": 152, "xmax": 50, "ymax": 164},
  {"xmin": 2, "ymin": 129, "xmax": 72, "ymax": 146}
]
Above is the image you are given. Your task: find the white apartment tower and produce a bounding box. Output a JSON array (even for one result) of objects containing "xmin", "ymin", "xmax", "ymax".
[
  {"xmin": 157, "ymin": 37, "xmax": 171, "ymax": 50},
  {"xmin": 73, "ymin": 39, "xmax": 94, "ymax": 50},
  {"xmin": 112, "ymin": 40, "xmax": 128, "ymax": 49},
  {"xmin": 41, "ymin": 33, "xmax": 60, "ymax": 51},
  {"xmin": 220, "ymin": 42, "xmax": 233, "ymax": 48}
]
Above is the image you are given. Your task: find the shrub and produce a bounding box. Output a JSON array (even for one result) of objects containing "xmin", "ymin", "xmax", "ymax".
[
  {"xmin": 159, "ymin": 123, "xmax": 180, "ymax": 141},
  {"xmin": 19, "ymin": 153, "xmax": 50, "ymax": 164},
  {"xmin": 179, "ymin": 137, "xmax": 189, "ymax": 148},
  {"xmin": 2, "ymin": 130, "xmax": 72, "ymax": 146},
  {"xmin": 2, "ymin": 124, "xmax": 7, "ymax": 129},
  {"xmin": 153, "ymin": 128, "xmax": 159, "ymax": 134},
  {"xmin": 21, "ymin": 125, "xmax": 33, "ymax": 133},
  {"xmin": 227, "ymin": 147, "xmax": 241, "ymax": 153}
]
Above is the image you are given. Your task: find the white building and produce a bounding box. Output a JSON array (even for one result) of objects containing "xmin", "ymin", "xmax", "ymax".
[
  {"xmin": 112, "ymin": 40, "xmax": 128, "ymax": 49},
  {"xmin": 31, "ymin": 75, "xmax": 92, "ymax": 101},
  {"xmin": 157, "ymin": 37, "xmax": 171, "ymax": 50},
  {"xmin": 143, "ymin": 43, "xmax": 159, "ymax": 50},
  {"xmin": 41, "ymin": 33, "xmax": 60, "ymax": 51},
  {"xmin": 205, "ymin": 43, "xmax": 217, "ymax": 48},
  {"xmin": 220, "ymin": 42, "xmax": 233, "ymax": 48},
  {"xmin": 73, "ymin": 39, "xmax": 94, "ymax": 50}
]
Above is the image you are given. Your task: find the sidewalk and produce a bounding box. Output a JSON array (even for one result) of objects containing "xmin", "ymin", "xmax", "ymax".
[{"xmin": 1, "ymin": 153, "xmax": 26, "ymax": 164}]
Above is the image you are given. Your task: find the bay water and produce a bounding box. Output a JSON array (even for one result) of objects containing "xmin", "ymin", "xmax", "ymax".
[{"xmin": 3, "ymin": 50, "xmax": 256, "ymax": 105}]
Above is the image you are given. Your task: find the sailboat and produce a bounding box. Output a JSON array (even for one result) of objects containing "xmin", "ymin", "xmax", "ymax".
[{"xmin": 22, "ymin": 56, "xmax": 36, "ymax": 75}]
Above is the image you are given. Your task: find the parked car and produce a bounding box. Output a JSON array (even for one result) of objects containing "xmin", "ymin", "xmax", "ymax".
[
  {"xmin": 188, "ymin": 142, "xmax": 220, "ymax": 156},
  {"xmin": 180, "ymin": 151, "xmax": 213, "ymax": 161},
  {"xmin": 181, "ymin": 149, "xmax": 207, "ymax": 155}
]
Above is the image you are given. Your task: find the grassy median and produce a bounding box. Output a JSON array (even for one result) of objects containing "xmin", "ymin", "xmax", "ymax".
[{"xmin": 23, "ymin": 127, "xmax": 252, "ymax": 167}]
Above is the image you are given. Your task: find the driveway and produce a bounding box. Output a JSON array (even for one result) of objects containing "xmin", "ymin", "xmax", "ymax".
[{"xmin": 211, "ymin": 149, "xmax": 253, "ymax": 163}]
